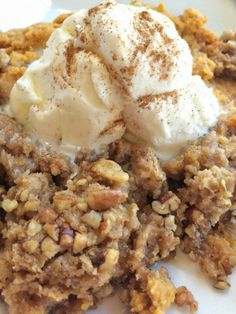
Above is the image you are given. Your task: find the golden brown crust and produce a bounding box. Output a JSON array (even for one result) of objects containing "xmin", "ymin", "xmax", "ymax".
[
  {"xmin": 0, "ymin": 113, "xmax": 183, "ymax": 314},
  {"xmin": 0, "ymin": 3, "xmax": 235, "ymax": 314},
  {"xmin": 122, "ymin": 267, "xmax": 176, "ymax": 314},
  {"xmin": 0, "ymin": 14, "xmax": 70, "ymax": 104},
  {"xmin": 175, "ymin": 286, "xmax": 198, "ymax": 313}
]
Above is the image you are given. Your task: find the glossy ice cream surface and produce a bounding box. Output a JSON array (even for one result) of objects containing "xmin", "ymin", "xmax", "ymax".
[{"xmin": 10, "ymin": 1, "xmax": 220, "ymax": 159}]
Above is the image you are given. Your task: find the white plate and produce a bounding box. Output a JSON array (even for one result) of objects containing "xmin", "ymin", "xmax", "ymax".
[{"xmin": 0, "ymin": 1, "xmax": 236, "ymax": 314}]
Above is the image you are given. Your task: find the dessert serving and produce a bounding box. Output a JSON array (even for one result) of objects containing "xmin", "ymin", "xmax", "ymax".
[{"xmin": 0, "ymin": 1, "xmax": 235, "ymax": 313}]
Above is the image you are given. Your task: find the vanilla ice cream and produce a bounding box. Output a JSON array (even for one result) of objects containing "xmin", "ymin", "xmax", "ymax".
[
  {"xmin": 10, "ymin": 1, "xmax": 220, "ymax": 159},
  {"xmin": 124, "ymin": 75, "xmax": 220, "ymax": 159},
  {"xmin": 74, "ymin": 1, "xmax": 192, "ymax": 98},
  {"xmin": 10, "ymin": 17, "xmax": 125, "ymax": 152}
]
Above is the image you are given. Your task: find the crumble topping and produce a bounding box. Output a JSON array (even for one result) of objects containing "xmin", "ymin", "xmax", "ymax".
[
  {"xmin": 0, "ymin": 49, "xmax": 10, "ymax": 70},
  {"xmin": 0, "ymin": 14, "xmax": 70, "ymax": 105},
  {"xmin": 0, "ymin": 2, "xmax": 235, "ymax": 314}
]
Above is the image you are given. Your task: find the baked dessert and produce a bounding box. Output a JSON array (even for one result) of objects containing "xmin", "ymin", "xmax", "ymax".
[{"xmin": 0, "ymin": 1, "xmax": 235, "ymax": 314}]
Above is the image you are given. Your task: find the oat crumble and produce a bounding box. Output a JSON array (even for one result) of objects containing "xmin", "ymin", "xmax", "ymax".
[{"xmin": 0, "ymin": 2, "xmax": 235, "ymax": 314}]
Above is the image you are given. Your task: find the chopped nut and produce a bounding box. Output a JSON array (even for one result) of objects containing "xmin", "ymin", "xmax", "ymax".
[
  {"xmin": 87, "ymin": 187, "xmax": 127, "ymax": 211},
  {"xmin": 78, "ymin": 225, "xmax": 88, "ymax": 233},
  {"xmin": 164, "ymin": 215, "xmax": 177, "ymax": 232},
  {"xmin": 81, "ymin": 210, "xmax": 101, "ymax": 229},
  {"xmin": 22, "ymin": 239, "xmax": 39, "ymax": 254},
  {"xmin": 77, "ymin": 198, "xmax": 88, "ymax": 211},
  {"xmin": 60, "ymin": 234, "xmax": 74, "ymax": 248},
  {"xmin": 99, "ymin": 248, "xmax": 119, "ymax": 272},
  {"xmin": 53, "ymin": 193, "xmax": 76, "ymax": 212},
  {"xmin": 99, "ymin": 217, "xmax": 113, "ymax": 236},
  {"xmin": 127, "ymin": 203, "xmax": 140, "ymax": 230},
  {"xmin": 43, "ymin": 222, "xmax": 59, "ymax": 241},
  {"xmin": 49, "ymin": 162, "xmax": 63, "ymax": 176},
  {"xmin": 92, "ymin": 159, "xmax": 129, "ymax": 184},
  {"xmin": 60, "ymin": 225, "xmax": 74, "ymax": 248},
  {"xmin": 80, "ymin": 254, "xmax": 95, "ymax": 273},
  {"xmin": 163, "ymin": 193, "xmax": 181, "ymax": 211},
  {"xmin": 152, "ymin": 194, "xmax": 180, "ymax": 215},
  {"xmin": 41, "ymin": 237, "xmax": 60, "ymax": 259},
  {"xmin": 73, "ymin": 233, "xmax": 88, "ymax": 254},
  {"xmin": 39, "ymin": 208, "xmax": 58, "ymax": 223},
  {"xmin": 214, "ymin": 281, "xmax": 230, "ymax": 290},
  {"xmin": 27, "ymin": 220, "xmax": 42, "ymax": 236},
  {"xmin": 1, "ymin": 199, "xmax": 18, "ymax": 212},
  {"xmin": 24, "ymin": 200, "xmax": 40, "ymax": 212},
  {"xmin": 152, "ymin": 200, "xmax": 170, "ymax": 215},
  {"xmin": 20, "ymin": 189, "xmax": 29, "ymax": 202},
  {"xmin": 76, "ymin": 178, "xmax": 87, "ymax": 186},
  {"xmin": 4, "ymin": 223, "xmax": 25, "ymax": 241},
  {"xmin": 66, "ymin": 179, "xmax": 76, "ymax": 191}
]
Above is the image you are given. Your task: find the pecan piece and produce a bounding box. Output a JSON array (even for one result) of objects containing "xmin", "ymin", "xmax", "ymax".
[
  {"xmin": 86, "ymin": 184, "xmax": 127, "ymax": 211},
  {"xmin": 92, "ymin": 159, "xmax": 129, "ymax": 184},
  {"xmin": 60, "ymin": 225, "xmax": 74, "ymax": 248}
]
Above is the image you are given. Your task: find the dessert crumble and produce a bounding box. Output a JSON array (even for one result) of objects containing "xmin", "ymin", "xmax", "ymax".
[{"xmin": 0, "ymin": 2, "xmax": 235, "ymax": 314}]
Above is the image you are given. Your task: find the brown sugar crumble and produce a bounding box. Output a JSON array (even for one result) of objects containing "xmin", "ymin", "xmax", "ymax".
[
  {"xmin": 0, "ymin": 14, "xmax": 71, "ymax": 105},
  {"xmin": 0, "ymin": 1, "xmax": 236, "ymax": 314}
]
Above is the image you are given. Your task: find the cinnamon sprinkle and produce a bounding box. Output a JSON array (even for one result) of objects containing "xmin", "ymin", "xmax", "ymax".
[
  {"xmin": 99, "ymin": 118, "xmax": 125, "ymax": 137},
  {"xmin": 88, "ymin": 1, "xmax": 113, "ymax": 17},
  {"xmin": 138, "ymin": 90, "xmax": 178, "ymax": 109},
  {"xmin": 64, "ymin": 41, "xmax": 81, "ymax": 76},
  {"xmin": 132, "ymin": 9, "xmax": 175, "ymax": 81}
]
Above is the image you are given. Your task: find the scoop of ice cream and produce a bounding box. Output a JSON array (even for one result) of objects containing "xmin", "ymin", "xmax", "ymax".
[
  {"xmin": 10, "ymin": 1, "xmax": 220, "ymax": 159},
  {"xmin": 74, "ymin": 0, "xmax": 193, "ymax": 98},
  {"xmin": 124, "ymin": 75, "xmax": 220, "ymax": 159},
  {"xmin": 10, "ymin": 22, "xmax": 124, "ymax": 152}
]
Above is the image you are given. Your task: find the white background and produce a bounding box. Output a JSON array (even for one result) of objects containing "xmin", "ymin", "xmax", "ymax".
[{"xmin": 0, "ymin": 1, "xmax": 236, "ymax": 313}]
